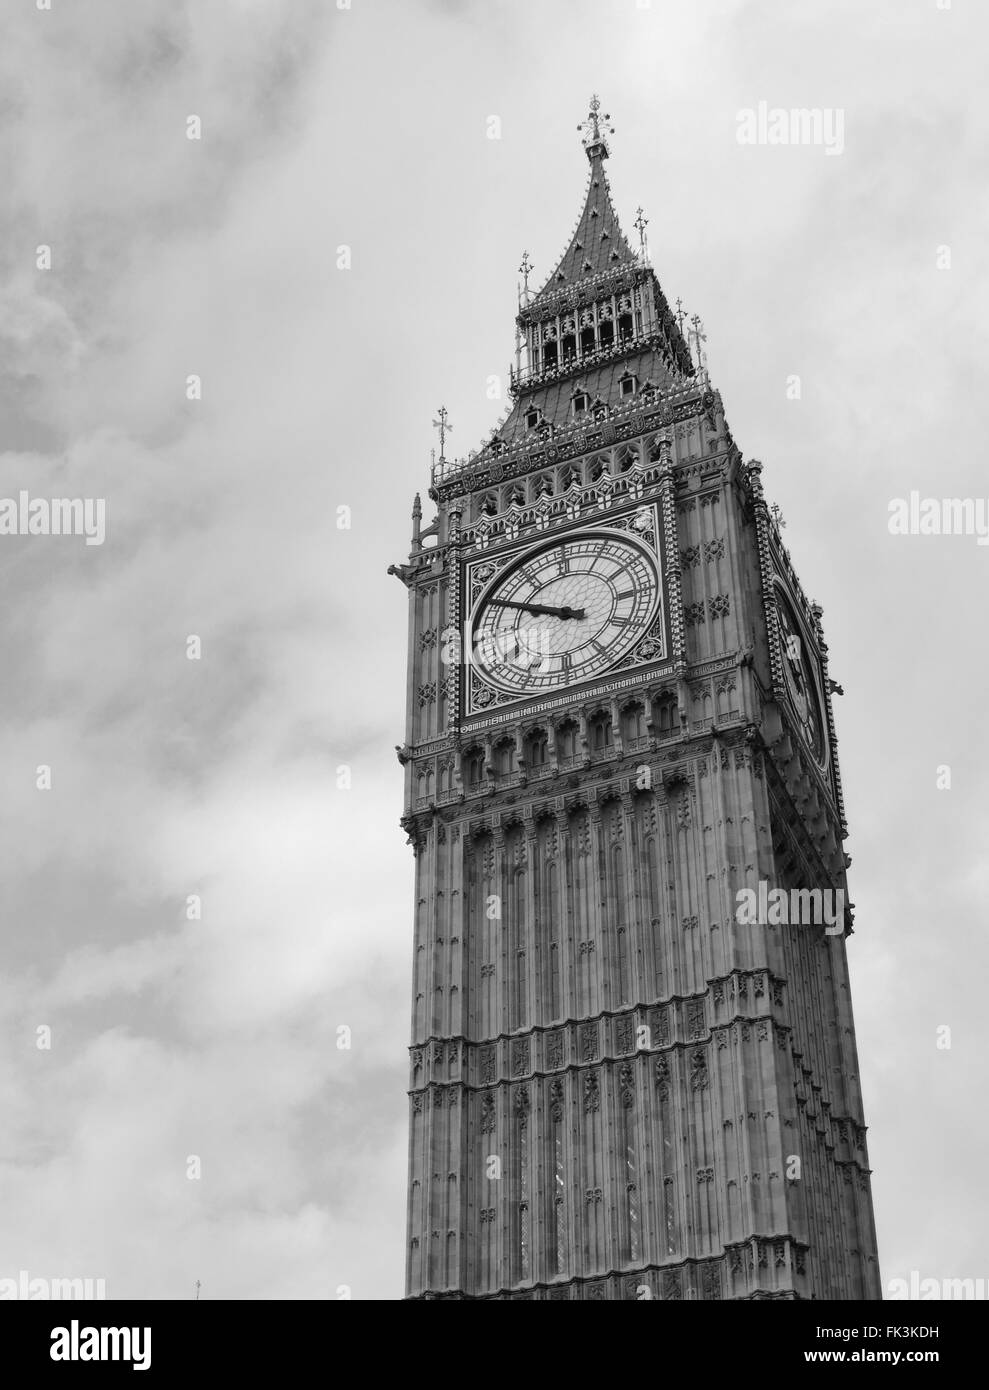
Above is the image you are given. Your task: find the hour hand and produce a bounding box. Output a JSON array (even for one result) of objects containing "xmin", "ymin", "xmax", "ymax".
[{"xmin": 488, "ymin": 598, "xmax": 585, "ymax": 620}]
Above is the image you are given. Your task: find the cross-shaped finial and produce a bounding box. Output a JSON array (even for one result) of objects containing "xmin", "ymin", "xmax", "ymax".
[
  {"xmin": 675, "ymin": 298, "xmax": 686, "ymax": 334},
  {"xmin": 578, "ymin": 94, "xmax": 614, "ymax": 152},
  {"xmin": 432, "ymin": 406, "xmax": 452, "ymax": 462},
  {"xmin": 518, "ymin": 250, "xmax": 533, "ymax": 305},
  {"xmin": 771, "ymin": 503, "xmax": 787, "ymax": 529},
  {"xmin": 633, "ymin": 207, "xmax": 649, "ymax": 261},
  {"xmin": 689, "ymin": 313, "xmax": 709, "ymax": 382}
]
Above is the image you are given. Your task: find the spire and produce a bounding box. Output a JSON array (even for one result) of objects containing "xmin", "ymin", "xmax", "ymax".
[
  {"xmin": 531, "ymin": 94, "xmax": 637, "ymax": 303},
  {"xmin": 494, "ymin": 96, "xmax": 696, "ymax": 412}
]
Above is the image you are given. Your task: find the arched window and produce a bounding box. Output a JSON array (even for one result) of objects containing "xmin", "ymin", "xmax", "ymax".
[
  {"xmin": 617, "ymin": 295, "xmax": 634, "ymax": 343},
  {"xmin": 556, "ymin": 719, "xmax": 579, "ymax": 761},
  {"xmin": 655, "ymin": 694, "xmax": 678, "ymax": 737},
  {"xmin": 464, "ymin": 746, "xmax": 485, "ymax": 788},
  {"xmin": 589, "ymin": 711, "xmax": 613, "ymax": 750},
  {"xmin": 493, "ymin": 738, "xmax": 516, "ymax": 776},
  {"xmin": 622, "ymin": 701, "xmax": 646, "ymax": 744},
  {"xmin": 525, "ymin": 729, "xmax": 549, "ymax": 768}
]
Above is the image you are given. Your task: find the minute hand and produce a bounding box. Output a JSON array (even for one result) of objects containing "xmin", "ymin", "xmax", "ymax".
[{"xmin": 488, "ymin": 598, "xmax": 586, "ymax": 620}]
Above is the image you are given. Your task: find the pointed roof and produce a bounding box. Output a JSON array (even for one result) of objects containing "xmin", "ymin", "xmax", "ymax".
[{"xmin": 530, "ymin": 96, "xmax": 638, "ymax": 305}]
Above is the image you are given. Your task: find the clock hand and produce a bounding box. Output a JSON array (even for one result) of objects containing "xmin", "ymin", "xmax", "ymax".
[{"xmin": 488, "ymin": 598, "xmax": 586, "ymax": 620}]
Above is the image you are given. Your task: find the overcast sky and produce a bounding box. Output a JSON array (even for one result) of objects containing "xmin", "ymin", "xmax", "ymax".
[{"xmin": 0, "ymin": 0, "xmax": 986, "ymax": 1300}]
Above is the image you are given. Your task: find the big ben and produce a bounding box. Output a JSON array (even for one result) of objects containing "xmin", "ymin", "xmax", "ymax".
[{"xmin": 392, "ymin": 97, "xmax": 881, "ymax": 1301}]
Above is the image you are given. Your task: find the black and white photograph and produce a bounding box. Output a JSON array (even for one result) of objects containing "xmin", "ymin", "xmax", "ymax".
[{"xmin": 1, "ymin": 0, "xmax": 985, "ymax": 1357}]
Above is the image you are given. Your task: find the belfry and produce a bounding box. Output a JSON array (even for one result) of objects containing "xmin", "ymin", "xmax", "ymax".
[{"xmin": 393, "ymin": 97, "xmax": 881, "ymax": 1301}]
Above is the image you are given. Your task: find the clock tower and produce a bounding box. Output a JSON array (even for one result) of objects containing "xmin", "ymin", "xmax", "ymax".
[{"xmin": 393, "ymin": 98, "xmax": 881, "ymax": 1301}]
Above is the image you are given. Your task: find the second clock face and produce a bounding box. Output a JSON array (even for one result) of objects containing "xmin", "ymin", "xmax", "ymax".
[
  {"xmin": 776, "ymin": 591, "xmax": 827, "ymax": 766},
  {"xmin": 470, "ymin": 530, "xmax": 660, "ymax": 696}
]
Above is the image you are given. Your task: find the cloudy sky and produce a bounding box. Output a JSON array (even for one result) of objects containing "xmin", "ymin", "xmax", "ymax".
[{"xmin": 0, "ymin": 0, "xmax": 986, "ymax": 1300}]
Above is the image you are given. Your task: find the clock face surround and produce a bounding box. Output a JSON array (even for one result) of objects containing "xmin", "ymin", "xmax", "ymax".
[
  {"xmin": 470, "ymin": 527, "xmax": 661, "ymax": 698},
  {"xmin": 775, "ymin": 587, "xmax": 827, "ymax": 767}
]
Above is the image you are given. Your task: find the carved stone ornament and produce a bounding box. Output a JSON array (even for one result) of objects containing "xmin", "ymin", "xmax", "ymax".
[
  {"xmin": 550, "ymin": 1078, "xmax": 565, "ymax": 1122},
  {"xmin": 480, "ymin": 1091, "xmax": 496, "ymax": 1133},
  {"xmin": 583, "ymin": 1071, "xmax": 601, "ymax": 1113}
]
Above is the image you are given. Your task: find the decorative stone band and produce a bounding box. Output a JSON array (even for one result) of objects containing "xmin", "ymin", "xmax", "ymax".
[
  {"xmin": 409, "ymin": 979, "xmax": 777, "ymax": 1082},
  {"xmin": 517, "ymin": 263, "xmax": 651, "ymax": 324},
  {"xmin": 408, "ymin": 1238, "xmax": 812, "ymax": 1301},
  {"xmin": 404, "ymin": 651, "xmax": 745, "ymax": 762},
  {"xmin": 747, "ymin": 460, "xmax": 786, "ymax": 703},
  {"xmin": 657, "ymin": 439, "xmax": 685, "ymax": 673},
  {"xmin": 431, "ymin": 390, "xmax": 713, "ymax": 501},
  {"xmin": 409, "ymin": 1023, "xmax": 788, "ymax": 1109},
  {"xmin": 459, "ymin": 667, "xmax": 674, "ymax": 733}
]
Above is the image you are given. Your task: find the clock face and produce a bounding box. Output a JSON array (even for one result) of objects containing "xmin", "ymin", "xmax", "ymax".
[
  {"xmin": 776, "ymin": 591, "xmax": 827, "ymax": 765},
  {"xmin": 470, "ymin": 529, "xmax": 661, "ymax": 696}
]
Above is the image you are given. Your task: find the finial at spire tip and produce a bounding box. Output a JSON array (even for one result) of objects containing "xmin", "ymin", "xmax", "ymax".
[{"xmin": 578, "ymin": 93, "xmax": 614, "ymax": 161}]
